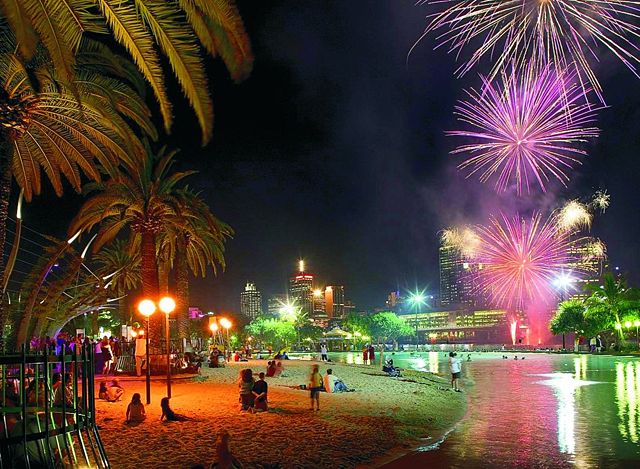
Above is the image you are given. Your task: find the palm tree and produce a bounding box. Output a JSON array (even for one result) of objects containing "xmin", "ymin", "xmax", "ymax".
[
  {"xmin": 586, "ymin": 273, "xmax": 635, "ymax": 340},
  {"xmin": 0, "ymin": 0, "xmax": 253, "ymax": 143},
  {"xmin": 0, "ymin": 37, "xmax": 153, "ymax": 347},
  {"xmin": 159, "ymin": 187, "xmax": 232, "ymax": 340},
  {"xmin": 93, "ymin": 238, "xmax": 142, "ymax": 327},
  {"xmin": 68, "ymin": 146, "xmax": 194, "ymax": 343}
]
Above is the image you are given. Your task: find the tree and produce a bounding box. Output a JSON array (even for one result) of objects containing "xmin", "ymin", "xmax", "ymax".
[
  {"xmin": 93, "ymin": 238, "xmax": 142, "ymax": 326},
  {"xmin": 369, "ymin": 311, "xmax": 414, "ymax": 348},
  {"xmin": 342, "ymin": 312, "xmax": 372, "ymax": 337},
  {"xmin": 245, "ymin": 316, "xmax": 296, "ymax": 352},
  {"xmin": 69, "ymin": 146, "xmax": 193, "ymax": 343},
  {"xmin": 550, "ymin": 300, "xmax": 588, "ymax": 351},
  {"xmin": 0, "ymin": 37, "xmax": 152, "ymax": 346},
  {"xmin": 0, "ymin": 0, "xmax": 253, "ymax": 143},
  {"xmin": 585, "ymin": 273, "xmax": 639, "ymax": 339}
]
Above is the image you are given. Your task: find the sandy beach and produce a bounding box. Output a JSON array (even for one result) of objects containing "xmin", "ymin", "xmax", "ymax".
[{"xmin": 96, "ymin": 358, "xmax": 465, "ymax": 468}]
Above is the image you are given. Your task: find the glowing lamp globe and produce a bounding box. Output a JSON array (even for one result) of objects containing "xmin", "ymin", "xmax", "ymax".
[
  {"xmin": 625, "ymin": 321, "xmax": 632, "ymax": 329},
  {"xmin": 635, "ymin": 320, "xmax": 640, "ymax": 328},
  {"xmin": 159, "ymin": 296, "xmax": 176, "ymax": 314},
  {"xmin": 138, "ymin": 299, "xmax": 156, "ymax": 317},
  {"xmin": 219, "ymin": 318, "xmax": 232, "ymax": 330},
  {"xmin": 615, "ymin": 323, "xmax": 622, "ymax": 330},
  {"xmin": 209, "ymin": 323, "xmax": 219, "ymax": 333}
]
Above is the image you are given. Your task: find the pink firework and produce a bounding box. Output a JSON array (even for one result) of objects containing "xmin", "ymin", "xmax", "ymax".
[
  {"xmin": 416, "ymin": 0, "xmax": 640, "ymax": 101},
  {"xmin": 474, "ymin": 212, "xmax": 573, "ymax": 309},
  {"xmin": 450, "ymin": 64, "xmax": 599, "ymax": 194}
]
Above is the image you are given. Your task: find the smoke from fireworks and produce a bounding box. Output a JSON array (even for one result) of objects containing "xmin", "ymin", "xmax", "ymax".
[
  {"xmin": 417, "ymin": 0, "xmax": 640, "ymax": 101},
  {"xmin": 441, "ymin": 226, "xmax": 480, "ymax": 258},
  {"xmin": 557, "ymin": 200, "xmax": 592, "ymax": 232},
  {"xmin": 474, "ymin": 212, "xmax": 573, "ymax": 309},
  {"xmin": 592, "ymin": 190, "xmax": 611, "ymax": 213},
  {"xmin": 450, "ymin": 64, "xmax": 600, "ymax": 194}
]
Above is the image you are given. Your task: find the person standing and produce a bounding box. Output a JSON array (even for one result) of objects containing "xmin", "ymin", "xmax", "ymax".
[
  {"xmin": 362, "ymin": 346, "xmax": 368, "ymax": 365},
  {"xmin": 135, "ymin": 332, "xmax": 147, "ymax": 377},
  {"xmin": 368, "ymin": 344, "xmax": 375, "ymax": 365},
  {"xmin": 320, "ymin": 343, "xmax": 328, "ymax": 362},
  {"xmin": 449, "ymin": 351, "xmax": 462, "ymax": 392},
  {"xmin": 308, "ymin": 364, "xmax": 322, "ymax": 411}
]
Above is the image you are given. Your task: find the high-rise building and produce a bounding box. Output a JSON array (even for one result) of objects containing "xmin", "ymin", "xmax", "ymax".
[
  {"xmin": 240, "ymin": 282, "xmax": 262, "ymax": 320},
  {"xmin": 288, "ymin": 259, "xmax": 314, "ymax": 317},
  {"xmin": 439, "ymin": 245, "xmax": 479, "ymax": 307},
  {"xmin": 325, "ymin": 285, "xmax": 345, "ymax": 318},
  {"xmin": 267, "ymin": 294, "xmax": 288, "ymax": 316},
  {"xmin": 565, "ymin": 237, "xmax": 608, "ymax": 299}
]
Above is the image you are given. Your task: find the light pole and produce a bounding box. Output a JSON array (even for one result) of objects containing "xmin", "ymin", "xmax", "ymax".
[
  {"xmin": 137, "ymin": 299, "xmax": 156, "ymax": 405},
  {"xmin": 159, "ymin": 296, "xmax": 176, "ymax": 398},
  {"xmin": 635, "ymin": 320, "xmax": 640, "ymax": 350},
  {"xmin": 220, "ymin": 318, "xmax": 232, "ymax": 358},
  {"xmin": 409, "ymin": 292, "xmax": 426, "ymax": 350},
  {"xmin": 553, "ymin": 274, "xmax": 575, "ymax": 350}
]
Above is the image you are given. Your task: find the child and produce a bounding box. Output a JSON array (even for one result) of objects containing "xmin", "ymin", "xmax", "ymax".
[
  {"xmin": 160, "ymin": 397, "xmax": 190, "ymax": 421},
  {"xmin": 252, "ymin": 372, "xmax": 268, "ymax": 412},
  {"xmin": 238, "ymin": 369, "xmax": 255, "ymax": 412},
  {"xmin": 126, "ymin": 393, "xmax": 146, "ymax": 424},
  {"xmin": 98, "ymin": 381, "xmax": 109, "ymax": 400},
  {"xmin": 106, "ymin": 379, "xmax": 124, "ymax": 402},
  {"xmin": 309, "ymin": 364, "xmax": 322, "ymax": 411}
]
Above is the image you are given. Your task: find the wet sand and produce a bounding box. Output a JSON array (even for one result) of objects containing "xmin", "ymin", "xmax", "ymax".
[{"xmin": 96, "ymin": 358, "xmax": 465, "ymax": 468}]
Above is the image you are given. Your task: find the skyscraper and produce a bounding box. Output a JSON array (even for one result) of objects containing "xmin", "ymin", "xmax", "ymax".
[
  {"xmin": 439, "ymin": 245, "xmax": 479, "ymax": 307},
  {"xmin": 288, "ymin": 259, "xmax": 314, "ymax": 317},
  {"xmin": 324, "ymin": 285, "xmax": 345, "ymax": 318},
  {"xmin": 240, "ymin": 282, "xmax": 262, "ymax": 320},
  {"xmin": 267, "ymin": 294, "xmax": 288, "ymax": 316}
]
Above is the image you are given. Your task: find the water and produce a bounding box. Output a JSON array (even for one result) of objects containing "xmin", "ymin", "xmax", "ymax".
[{"xmin": 331, "ymin": 351, "xmax": 640, "ymax": 468}]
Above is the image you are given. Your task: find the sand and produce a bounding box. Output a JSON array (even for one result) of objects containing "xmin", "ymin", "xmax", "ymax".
[{"xmin": 96, "ymin": 358, "xmax": 465, "ymax": 468}]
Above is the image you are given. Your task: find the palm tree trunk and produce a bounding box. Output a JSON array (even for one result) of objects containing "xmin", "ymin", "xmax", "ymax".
[
  {"xmin": 175, "ymin": 244, "xmax": 189, "ymax": 341},
  {"xmin": 141, "ymin": 230, "xmax": 161, "ymax": 347},
  {"xmin": 0, "ymin": 140, "xmax": 11, "ymax": 352}
]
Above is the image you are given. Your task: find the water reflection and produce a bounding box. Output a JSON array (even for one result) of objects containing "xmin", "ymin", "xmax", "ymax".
[{"xmin": 616, "ymin": 361, "xmax": 640, "ymax": 443}]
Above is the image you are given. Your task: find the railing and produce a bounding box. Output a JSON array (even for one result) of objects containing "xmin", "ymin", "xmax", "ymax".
[{"xmin": 0, "ymin": 345, "xmax": 108, "ymax": 468}]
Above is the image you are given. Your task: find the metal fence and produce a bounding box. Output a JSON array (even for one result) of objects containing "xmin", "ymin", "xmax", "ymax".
[{"xmin": 0, "ymin": 345, "xmax": 108, "ymax": 468}]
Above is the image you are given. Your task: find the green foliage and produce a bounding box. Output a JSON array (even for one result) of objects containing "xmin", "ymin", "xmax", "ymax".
[
  {"xmin": 369, "ymin": 311, "xmax": 414, "ymax": 342},
  {"xmin": 342, "ymin": 312, "xmax": 372, "ymax": 336},
  {"xmin": 585, "ymin": 272, "xmax": 640, "ymax": 337},
  {"xmin": 245, "ymin": 316, "xmax": 296, "ymax": 350},
  {"xmin": 550, "ymin": 300, "xmax": 587, "ymax": 336}
]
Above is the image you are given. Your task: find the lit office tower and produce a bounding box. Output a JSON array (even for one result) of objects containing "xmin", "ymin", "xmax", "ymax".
[
  {"xmin": 566, "ymin": 237, "xmax": 608, "ymax": 298},
  {"xmin": 240, "ymin": 283, "xmax": 262, "ymax": 320},
  {"xmin": 313, "ymin": 289, "xmax": 327, "ymax": 320},
  {"xmin": 439, "ymin": 245, "xmax": 478, "ymax": 307},
  {"xmin": 324, "ymin": 285, "xmax": 345, "ymax": 318},
  {"xmin": 288, "ymin": 259, "xmax": 314, "ymax": 317},
  {"xmin": 267, "ymin": 294, "xmax": 287, "ymax": 316}
]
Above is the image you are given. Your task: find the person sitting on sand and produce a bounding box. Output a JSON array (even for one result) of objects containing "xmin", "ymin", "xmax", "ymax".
[
  {"xmin": 211, "ymin": 430, "xmax": 243, "ymax": 469},
  {"xmin": 98, "ymin": 381, "xmax": 109, "ymax": 400},
  {"xmin": 238, "ymin": 369, "xmax": 255, "ymax": 412},
  {"xmin": 265, "ymin": 361, "xmax": 276, "ymax": 377},
  {"xmin": 160, "ymin": 397, "xmax": 190, "ymax": 421},
  {"xmin": 382, "ymin": 359, "xmax": 401, "ymax": 377},
  {"xmin": 126, "ymin": 393, "xmax": 146, "ymax": 424},
  {"xmin": 274, "ymin": 361, "xmax": 284, "ymax": 377},
  {"xmin": 309, "ymin": 364, "xmax": 323, "ymax": 411},
  {"xmin": 323, "ymin": 369, "xmax": 350, "ymax": 393},
  {"xmin": 106, "ymin": 379, "xmax": 124, "ymax": 402},
  {"xmin": 252, "ymin": 372, "xmax": 268, "ymax": 412}
]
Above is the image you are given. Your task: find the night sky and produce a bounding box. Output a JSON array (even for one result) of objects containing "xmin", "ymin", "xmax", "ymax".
[{"xmin": 21, "ymin": 1, "xmax": 640, "ymax": 313}]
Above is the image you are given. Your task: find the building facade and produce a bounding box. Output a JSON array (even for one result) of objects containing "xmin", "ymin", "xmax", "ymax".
[
  {"xmin": 289, "ymin": 261, "xmax": 314, "ymax": 317},
  {"xmin": 324, "ymin": 285, "xmax": 345, "ymax": 319},
  {"xmin": 240, "ymin": 282, "xmax": 262, "ymax": 320},
  {"xmin": 267, "ymin": 294, "xmax": 288, "ymax": 316},
  {"xmin": 439, "ymin": 245, "xmax": 480, "ymax": 308}
]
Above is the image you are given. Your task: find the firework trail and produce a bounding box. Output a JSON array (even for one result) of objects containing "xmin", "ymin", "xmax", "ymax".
[
  {"xmin": 416, "ymin": 0, "xmax": 640, "ymax": 101},
  {"xmin": 557, "ymin": 199, "xmax": 592, "ymax": 232},
  {"xmin": 474, "ymin": 211, "xmax": 574, "ymax": 309},
  {"xmin": 450, "ymin": 63, "xmax": 600, "ymax": 194}
]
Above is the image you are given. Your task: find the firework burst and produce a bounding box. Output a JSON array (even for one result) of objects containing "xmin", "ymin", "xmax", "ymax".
[
  {"xmin": 417, "ymin": 0, "xmax": 640, "ymax": 101},
  {"xmin": 557, "ymin": 200, "xmax": 592, "ymax": 232},
  {"xmin": 475, "ymin": 212, "xmax": 573, "ymax": 309},
  {"xmin": 441, "ymin": 226, "xmax": 480, "ymax": 257},
  {"xmin": 592, "ymin": 189, "xmax": 611, "ymax": 213},
  {"xmin": 450, "ymin": 64, "xmax": 600, "ymax": 194}
]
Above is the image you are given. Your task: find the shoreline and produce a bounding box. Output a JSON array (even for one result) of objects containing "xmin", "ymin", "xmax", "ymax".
[{"xmin": 96, "ymin": 358, "xmax": 466, "ymax": 468}]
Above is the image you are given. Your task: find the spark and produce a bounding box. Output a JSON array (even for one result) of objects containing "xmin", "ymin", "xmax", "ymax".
[
  {"xmin": 592, "ymin": 190, "xmax": 611, "ymax": 213},
  {"xmin": 450, "ymin": 63, "xmax": 599, "ymax": 194},
  {"xmin": 474, "ymin": 212, "xmax": 573, "ymax": 308},
  {"xmin": 557, "ymin": 200, "xmax": 592, "ymax": 232},
  {"xmin": 441, "ymin": 225, "xmax": 481, "ymax": 258},
  {"xmin": 417, "ymin": 0, "xmax": 640, "ymax": 101}
]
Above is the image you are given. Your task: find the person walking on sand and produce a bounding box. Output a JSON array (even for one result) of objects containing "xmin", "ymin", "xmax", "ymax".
[
  {"xmin": 368, "ymin": 344, "xmax": 375, "ymax": 365},
  {"xmin": 362, "ymin": 346, "xmax": 368, "ymax": 365},
  {"xmin": 320, "ymin": 343, "xmax": 328, "ymax": 362},
  {"xmin": 449, "ymin": 352, "xmax": 462, "ymax": 392},
  {"xmin": 309, "ymin": 364, "xmax": 322, "ymax": 411}
]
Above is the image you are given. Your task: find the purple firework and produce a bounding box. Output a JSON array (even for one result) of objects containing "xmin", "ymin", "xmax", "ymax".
[
  {"xmin": 474, "ymin": 211, "xmax": 574, "ymax": 309},
  {"xmin": 449, "ymin": 64, "xmax": 600, "ymax": 194}
]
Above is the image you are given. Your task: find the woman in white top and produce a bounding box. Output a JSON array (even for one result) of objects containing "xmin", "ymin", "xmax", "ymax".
[{"xmin": 448, "ymin": 352, "xmax": 462, "ymax": 392}]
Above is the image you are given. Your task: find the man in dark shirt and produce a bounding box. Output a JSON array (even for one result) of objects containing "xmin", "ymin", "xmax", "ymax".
[{"xmin": 252, "ymin": 372, "xmax": 268, "ymax": 412}]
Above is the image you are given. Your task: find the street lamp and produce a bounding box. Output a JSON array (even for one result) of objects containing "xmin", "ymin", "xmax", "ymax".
[
  {"xmin": 553, "ymin": 273, "xmax": 575, "ymax": 349},
  {"xmin": 634, "ymin": 320, "xmax": 640, "ymax": 350},
  {"xmin": 137, "ymin": 299, "xmax": 156, "ymax": 405},
  {"xmin": 219, "ymin": 317, "xmax": 232, "ymax": 359},
  {"xmin": 159, "ymin": 296, "xmax": 176, "ymax": 398},
  {"xmin": 409, "ymin": 291, "xmax": 427, "ymax": 350}
]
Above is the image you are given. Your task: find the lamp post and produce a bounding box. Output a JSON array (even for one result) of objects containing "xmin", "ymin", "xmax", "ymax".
[
  {"xmin": 159, "ymin": 296, "xmax": 176, "ymax": 398},
  {"xmin": 553, "ymin": 274, "xmax": 575, "ymax": 350},
  {"xmin": 137, "ymin": 299, "xmax": 156, "ymax": 405},
  {"xmin": 409, "ymin": 292, "xmax": 426, "ymax": 350},
  {"xmin": 209, "ymin": 322, "xmax": 219, "ymax": 344},
  {"xmin": 219, "ymin": 318, "xmax": 232, "ymax": 359},
  {"xmin": 634, "ymin": 320, "xmax": 640, "ymax": 350}
]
